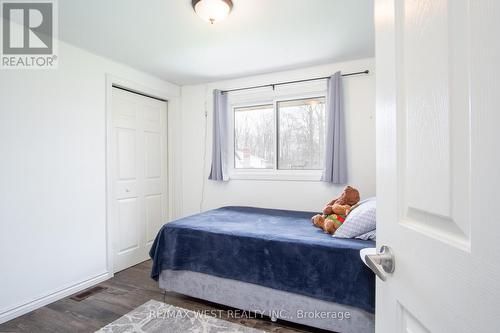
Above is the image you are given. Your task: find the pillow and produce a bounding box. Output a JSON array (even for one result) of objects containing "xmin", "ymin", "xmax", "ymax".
[
  {"xmin": 355, "ymin": 229, "xmax": 376, "ymax": 241},
  {"xmin": 333, "ymin": 197, "xmax": 376, "ymax": 238}
]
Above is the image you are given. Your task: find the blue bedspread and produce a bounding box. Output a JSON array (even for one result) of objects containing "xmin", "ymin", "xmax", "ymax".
[{"xmin": 150, "ymin": 206, "xmax": 375, "ymax": 313}]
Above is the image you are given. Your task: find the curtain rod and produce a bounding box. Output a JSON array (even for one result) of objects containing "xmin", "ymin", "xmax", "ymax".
[{"xmin": 221, "ymin": 70, "xmax": 369, "ymax": 94}]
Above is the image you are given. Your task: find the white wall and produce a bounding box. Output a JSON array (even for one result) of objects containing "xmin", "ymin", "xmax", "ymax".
[
  {"xmin": 180, "ymin": 58, "xmax": 375, "ymax": 216},
  {"xmin": 0, "ymin": 41, "xmax": 180, "ymax": 323}
]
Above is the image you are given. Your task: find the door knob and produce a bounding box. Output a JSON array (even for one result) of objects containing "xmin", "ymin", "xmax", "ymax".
[{"xmin": 365, "ymin": 245, "xmax": 395, "ymax": 281}]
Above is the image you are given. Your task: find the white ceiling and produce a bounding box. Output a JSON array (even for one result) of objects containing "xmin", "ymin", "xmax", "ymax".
[{"xmin": 59, "ymin": 0, "xmax": 374, "ymax": 85}]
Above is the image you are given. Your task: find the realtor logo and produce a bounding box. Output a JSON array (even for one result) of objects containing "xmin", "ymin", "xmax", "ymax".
[{"xmin": 1, "ymin": 0, "xmax": 57, "ymax": 68}]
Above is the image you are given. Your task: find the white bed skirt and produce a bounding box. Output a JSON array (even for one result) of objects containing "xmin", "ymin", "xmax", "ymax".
[{"xmin": 159, "ymin": 270, "xmax": 374, "ymax": 333}]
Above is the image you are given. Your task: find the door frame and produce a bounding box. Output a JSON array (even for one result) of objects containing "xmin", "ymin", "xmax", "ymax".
[{"xmin": 105, "ymin": 74, "xmax": 175, "ymax": 275}]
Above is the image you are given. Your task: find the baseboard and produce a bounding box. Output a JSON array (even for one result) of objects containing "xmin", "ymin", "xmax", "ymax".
[{"xmin": 0, "ymin": 272, "xmax": 113, "ymax": 324}]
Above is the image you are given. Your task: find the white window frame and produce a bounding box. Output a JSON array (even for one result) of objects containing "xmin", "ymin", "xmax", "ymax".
[{"xmin": 227, "ymin": 80, "xmax": 327, "ymax": 181}]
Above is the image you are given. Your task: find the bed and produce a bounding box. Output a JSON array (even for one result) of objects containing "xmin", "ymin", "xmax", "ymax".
[{"xmin": 150, "ymin": 206, "xmax": 375, "ymax": 333}]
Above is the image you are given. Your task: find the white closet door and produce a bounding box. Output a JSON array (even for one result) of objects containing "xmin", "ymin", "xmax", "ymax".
[{"xmin": 111, "ymin": 87, "xmax": 168, "ymax": 273}]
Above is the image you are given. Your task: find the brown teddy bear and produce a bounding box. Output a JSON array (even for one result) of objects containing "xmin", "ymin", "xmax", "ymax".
[
  {"xmin": 322, "ymin": 186, "xmax": 360, "ymax": 215},
  {"xmin": 311, "ymin": 186, "xmax": 360, "ymax": 235},
  {"xmin": 330, "ymin": 204, "xmax": 352, "ymax": 216},
  {"xmin": 312, "ymin": 214, "xmax": 336, "ymax": 234}
]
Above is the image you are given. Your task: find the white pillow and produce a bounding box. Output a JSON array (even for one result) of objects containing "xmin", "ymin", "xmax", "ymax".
[
  {"xmin": 333, "ymin": 197, "xmax": 376, "ymax": 238},
  {"xmin": 355, "ymin": 229, "xmax": 376, "ymax": 240}
]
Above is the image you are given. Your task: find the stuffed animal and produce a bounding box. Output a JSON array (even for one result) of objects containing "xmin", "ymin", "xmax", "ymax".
[
  {"xmin": 311, "ymin": 213, "xmax": 346, "ymax": 234},
  {"xmin": 311, "ymin": 186, "xmax": 360, "ymax": 235},
  {"xmin": 331, "ymin": 204, "xmax": 352, "ymax": 216},
  {"xmin": 322, "ymin": 186, "xmax": 360, "ymax": 215}
]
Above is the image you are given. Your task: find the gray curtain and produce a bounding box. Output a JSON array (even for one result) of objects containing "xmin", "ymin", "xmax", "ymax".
[
  {"xmin": 322, "ymin": 71, "xmax": 347, "ymax": 183},
  {"xmin": 208, "ymin": 89, "xmax": 229, "ymax": 181}
]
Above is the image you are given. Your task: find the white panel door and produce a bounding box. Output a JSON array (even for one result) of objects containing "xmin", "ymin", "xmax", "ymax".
[
  {"xmin": 375, "ymin": 0, "xmax": 500, "ymax": 332},
  {"xmin": 111, "ymin": 88, "xmax": 167, "ymax": 273}
]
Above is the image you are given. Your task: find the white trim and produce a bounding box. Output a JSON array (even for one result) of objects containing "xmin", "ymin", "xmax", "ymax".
[
  {"xmin": 105, "ymin": 74, "xmax": 176, "ymax": 274},
  {"xmin": 227, "ymin": 86, "xmax": 327, "ymax": 181},
  {"xmin": 0, "ymin": 272, "xmax": 111, "ymax": 324},
  {"xmin": 229, "ymin": 170, "xmax": 323, "ymax": 181}
]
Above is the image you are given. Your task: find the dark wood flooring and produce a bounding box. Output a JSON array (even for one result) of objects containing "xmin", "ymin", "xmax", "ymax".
[{"xmin": 0, "ymin": 260, "xmax": 328, "ymax": 333}]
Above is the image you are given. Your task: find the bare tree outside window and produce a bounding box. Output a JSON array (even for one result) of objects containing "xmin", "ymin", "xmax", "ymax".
[
  {"xmin": 278, "ymin": 97, "xmax": 326, "ymax": 170},
  {"xmin": 233, "ymin": 97, "xmax": 325, "ymax": 171},
  {"xmin": 234, "ymin": 105, "xmax": 274, "ymax": 169}
]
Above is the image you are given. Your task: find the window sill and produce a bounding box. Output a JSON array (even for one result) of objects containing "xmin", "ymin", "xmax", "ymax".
[{"xmin": 228, "ymin": 171, "xmax": 323, "ymax": 182}]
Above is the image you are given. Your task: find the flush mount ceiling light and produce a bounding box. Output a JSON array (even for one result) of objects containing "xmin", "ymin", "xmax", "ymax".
[{"xmin": 192, "ymin": 0, "xmax": 233, "ymax": 24}]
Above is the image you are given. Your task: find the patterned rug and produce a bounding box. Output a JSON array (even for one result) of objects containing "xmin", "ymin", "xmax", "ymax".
[{"xmin": 96, "ymin": 300, "xmax": 266, "ymax": 333}]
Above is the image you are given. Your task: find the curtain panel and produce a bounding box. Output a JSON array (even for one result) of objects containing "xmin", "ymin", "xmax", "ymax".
[
  {"xmin": 322, "ymin": 71, "xmax": 347, "ymax": 184},
  {"xmin": 208, "ymin": 89, "xmax": 229, "ymax": 181}
]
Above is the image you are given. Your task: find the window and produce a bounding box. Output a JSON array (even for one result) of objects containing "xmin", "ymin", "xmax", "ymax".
[
  {"xmin": 230, "ymin": 94, "xmax": 326, "ymax": 180},
  {"xmin": 234, "ymin": 104, "xmax": 274, "ymax": 169},
  {"xmin": 278, "ymin": 97, "xmax": 326, "ymax": 170}
]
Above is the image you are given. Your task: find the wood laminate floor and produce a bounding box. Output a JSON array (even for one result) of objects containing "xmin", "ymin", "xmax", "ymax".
[{"xmin": 0, "ymin": 260, "xmax": 328, "ymax": 333}]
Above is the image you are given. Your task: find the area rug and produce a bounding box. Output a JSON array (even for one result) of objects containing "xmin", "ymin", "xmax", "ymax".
[{"xmin": 95, "ymin": 300, "xmax": 266, "ymax": 333}]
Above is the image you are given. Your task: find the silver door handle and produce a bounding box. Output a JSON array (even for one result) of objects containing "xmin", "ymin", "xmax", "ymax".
[{"xmin": 365, "ymin": 245, "xmax": 395, "ymax": 281}]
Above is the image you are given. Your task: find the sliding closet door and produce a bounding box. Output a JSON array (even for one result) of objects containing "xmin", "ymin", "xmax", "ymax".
[{"xmin": 110, "ymin": 87, "xmax": 168, "ymax": 273}]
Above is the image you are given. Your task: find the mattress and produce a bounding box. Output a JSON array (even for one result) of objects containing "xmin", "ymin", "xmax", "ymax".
[
  {"xmin": 150, "ymin": 206, "xmax": 375, "ymax": 312},
  {"xmin": 159, "ymin": 269, "xmax": 375, "ymax": 333}
]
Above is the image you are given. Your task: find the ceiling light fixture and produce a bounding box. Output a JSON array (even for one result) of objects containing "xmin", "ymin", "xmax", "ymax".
[{"xmin": 192, "ymin": 0, "xmax": 233, "ymax": 24}]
